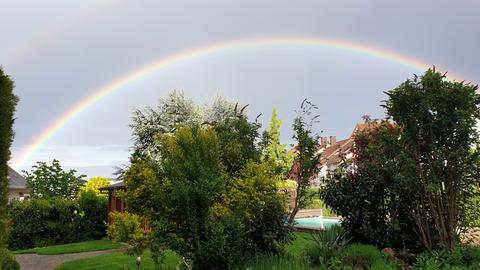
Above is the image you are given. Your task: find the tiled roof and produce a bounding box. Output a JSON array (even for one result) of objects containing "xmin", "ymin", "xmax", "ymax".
[
  {"xmin": 99, "ymin": 181, "xmax": 125, "ymax": 190},
  {"xmin": 8, "ymin": 166, "xmax": 27, "ymax": 189}
]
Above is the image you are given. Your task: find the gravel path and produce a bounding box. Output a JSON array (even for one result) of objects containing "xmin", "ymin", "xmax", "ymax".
[{"xmin": 15, "ymin": 249, "xmax": 119, "ymax": 270}]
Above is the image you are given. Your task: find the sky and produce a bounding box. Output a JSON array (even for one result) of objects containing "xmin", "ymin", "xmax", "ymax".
[{"xmin": 1, "ymin": 0, "xmax": 479, "ymax": 178}]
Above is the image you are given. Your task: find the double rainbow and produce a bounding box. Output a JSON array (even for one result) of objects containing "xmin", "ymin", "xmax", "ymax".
[{"xmin": 10, "ymin": 36, "xmax": 463, "ymax": 170}]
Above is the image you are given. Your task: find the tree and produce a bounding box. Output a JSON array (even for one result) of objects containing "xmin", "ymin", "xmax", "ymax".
[
  {"xmin": 321, "ymin": 120, "xmax": 420, "ymax": 250},
  {"xmin": 288, "ymin": 100, "xmax": 321, "ymax": 224},
  {"xmin": 24, "ymin": 159, "xmax": 86, "ymax": 199},
  {"xmin": 130, "ymin": 90, "xmax": 245, "ymax": 159},
  {"xmin": 130, "ymin": 90, "xmax": 201, "ymax": 157},
  {"xmin": 214, "ymin": 115, "xmax": 261, "ymax": 174},
  {"xmin": 79, "ymin": 176, "xmax": 110, "ymax": 197},
  {"xmin": 261, "ymin": 108, "xmax": 295, "ymax": 177},
  {"xmin": 0, "ymin": 67, "xmax": 20, "ymax": 269},
  {"xmin": 203, "ymin": 95, "xmax": 243, "ymax": 124},
  {"xmin": 384, "ymin": 69, "xmax": 480, "ymax": 251},
  {"xmin": 151, "ymin": 125, "xmax": 228, "ymax": 269}
]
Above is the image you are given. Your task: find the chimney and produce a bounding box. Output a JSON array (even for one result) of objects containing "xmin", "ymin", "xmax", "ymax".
[
  {"xmin": 330, "ymin": 136, "xmax": 337, "ymax": 145},
  {"xmin": 321, "ymin": 137, "xmax": 329, "ymax": 146}
]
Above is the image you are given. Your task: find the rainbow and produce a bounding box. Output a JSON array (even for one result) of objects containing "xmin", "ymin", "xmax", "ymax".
[
  {"xmin": 10, "ymin": 36, "xmax": 464, "ymax": 170},
  {"xmin": 1, "ymin": 1, "xmax": 118, "ymax": 67}
]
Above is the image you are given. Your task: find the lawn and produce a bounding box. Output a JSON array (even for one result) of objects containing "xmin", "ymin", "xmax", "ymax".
[
  {"xmin": 56, "ymin": 250, "xmax": 181, "ymax": 270},
  {"xmin": 55, "ymin": 233, "xmax": 315, "ymax": 270},
  {"xmin": 13, "ymin": 239, "xmax": 124, "ymax": 255}
]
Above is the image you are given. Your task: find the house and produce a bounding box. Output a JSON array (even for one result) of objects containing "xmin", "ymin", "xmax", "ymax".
[
  {"xmin": 99, "ymin": 181, "xmax": 126, "ymax": 224},
  {"xmin": 288, "ymin": 122, "xmax": 374, "ymax": 186},
  {"xmin": 8, "ymin": 166, "xmax": 29, "ymax": 201}
]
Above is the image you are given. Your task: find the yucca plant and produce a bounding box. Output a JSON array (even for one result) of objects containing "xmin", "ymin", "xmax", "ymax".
[{"xmin": 304, "ymin": 224, "xmax": 352, "ymax": 267}]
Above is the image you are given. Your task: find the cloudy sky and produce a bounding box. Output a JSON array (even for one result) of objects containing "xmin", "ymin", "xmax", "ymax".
[{"xmin": 2, "ymin": 0, "xmax": 479, "ymax": 178}]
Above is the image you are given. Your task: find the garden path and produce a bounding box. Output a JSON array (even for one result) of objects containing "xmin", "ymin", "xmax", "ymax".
[{"xmin": 15, "ymin": 249, "xmax": 119, "ymax": 270}]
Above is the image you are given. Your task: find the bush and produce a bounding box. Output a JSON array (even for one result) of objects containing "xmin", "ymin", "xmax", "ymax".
[
  {"xmin": 8, "ymin": 196, "xmax": 107, "ymax": 250},
  {"xmin": 304, "ymin": 224, "xmax": 351, "ymax": 266},
  {"xmin": 321, "ymin": 121, "xmax": 421, "ymax": 250},
  {"xmin": 107, "ymin": 212, "xmax": 146, "ymax": 254},
  {"xmin": 193, "ymin": 216, "xmax": 245, "ymax": 270},
  {"xmin": 341, "ymin": 244, "xmax": 400, "ymax": 270},
  {"xmin": 0, "ymin": 248, "xmax": 20, "ymax": 270},
  {"xmin": 76, "ymin": 191, "xmax": 108, "ymax": 239},
  {"xmin": 415, "ymin": 246, "xmax": 480, "ymax": 270}
]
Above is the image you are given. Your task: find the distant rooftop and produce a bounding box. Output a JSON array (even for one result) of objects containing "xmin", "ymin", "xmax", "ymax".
[{"xmin": 8, "ymin": 166, "xmax": 27, "ymax": 189}]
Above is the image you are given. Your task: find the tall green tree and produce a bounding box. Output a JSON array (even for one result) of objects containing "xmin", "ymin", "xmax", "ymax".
[
  {"xmin": 321, "ymin": 120, "xmax": 420, "ymax": 250},
  {"xmin": 261, "ymin": 108, "xmax": 295, "ymax": 177},
  {"xmin": 288, "ymin": 100, "xmax": 321, "ymax": 223},
  {"xmin": 24, "ymin": 159, "xmax": 86, "ymax": 199},
  {"xmin": 0, "ymin": 67, "xmax": 20, "ymax": 269},
  {"xmin": 384, "ymin": 69, "xmax": 480, "ymax": 250}
]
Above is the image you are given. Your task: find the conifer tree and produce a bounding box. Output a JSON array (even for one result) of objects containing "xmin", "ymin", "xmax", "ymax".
[{"xmin": 0, "ymin": 67, "xmax": 20, "ymax": 269}]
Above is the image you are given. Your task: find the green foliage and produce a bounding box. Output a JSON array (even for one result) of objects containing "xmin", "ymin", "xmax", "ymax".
[
  {"xmin": 225, "ymin": 161, "xmax": 292, "ymax": 254},
  {"xmin": 80, "ymin": 176, "xmax": 110, "ymax": 197},
  {"xmin": 130, "ymin": 90, "xmax": 202, "ymax": 157},
  {"xmin": 342, "ymin": 244, "xmax": 384, "ymax": 267},
  {"xmin": 13, "ymin": 239, "xmax": 123, "ymax": 255},
  {"xmin": 321, "ymin": 121, "xmax": 421, "ymax": 250},
  {"xmin": 261, "ymin": 108, "xmax": 295, "ymax": 177},
  {"xmin": 0, "ymin": 68, "xmax": 17, "ymax": 251},
  {"xmin": 143, "ymin": 125, "xmax": 232, "ymax": 269},
  {"xmin": 125, "ymin": 93, "xmax": 293, "ymax": 269},
  {"xmin": 8, "ymin": 198, "xmax": 78, "ymax": 249},
  {"xmin": 0, "ymin": 248, "xmax": 20, "ymax": 270},
  {"xmin": 107, "ymin": 212, "xmax": 147, "ymax": 257},
  {"xmin": 304, "ymin": 224, "xmax": 351, "ymax": 266},
  {"xmin": 384, "ymin": 69, "xmax": 480, "ymax": 250},
  {"xmin": 288, "ymin": 99, "xmax": 321, "ymax": 223},
  {"xmin": 8, "ymin": 197, "xmax": 107, "ymax": 250},
  {"xmin": 415, "ymin": 245, "xmax": 480, "ymax": 270},
  {"xmin": 122, "ymin": 155, "xmax": 158, "ymax": 217},
  {"xmin": 55, "ymin": 250, "xmax": 181, "ymax": 270},
  {"xmin": 24, "ymin": 159, "xmax": 86, "ymax": 199},
  {"xmin": 238, "ymin": 254, "xmax": 310, "ymax": 270},
  {"xmin": 130, "ymin": 91, "xmax": 242, "ymax": 158},
  {"xmin": 76, "ymin": 191, "xmax": 108, "ymax": 239},
  {"xmin": 461, "ymin": 184, "xmax": 480, "ymax": 227},
  {"xmin": 214, "ymin": 115, "xmax": 261, "ymax": 174}
]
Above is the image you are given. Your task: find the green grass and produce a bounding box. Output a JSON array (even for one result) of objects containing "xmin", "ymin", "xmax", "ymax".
[
  {"xmin": 286, "ymin": 232, "xmax": 313, "ymax": 257},
  {"xmin": 13, "ymin": 239, "xmax": 124, "ymax": 255},
  {"xmin": 55, "ymin": 250, "xmax": 181, "ymax": 270},
  {"xmin": 55, "ymin": 233, "xmax": 313, "ymax": 270}
]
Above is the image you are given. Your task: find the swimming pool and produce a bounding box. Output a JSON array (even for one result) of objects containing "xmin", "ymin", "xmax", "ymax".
[{"xmin": 294, "ymin": 216, "xmax": 340, "ymax": 230}]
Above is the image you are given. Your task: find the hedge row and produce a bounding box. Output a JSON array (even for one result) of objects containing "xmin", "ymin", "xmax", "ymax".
[{"xmin": 7, "ymin": 191, "xmax": 107, "ymax": 250}]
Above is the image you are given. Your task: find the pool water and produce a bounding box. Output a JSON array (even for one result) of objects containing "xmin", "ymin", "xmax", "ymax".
[{"xmin": 294, "ymin": 217, "xmax": 340, "ymax": 229}]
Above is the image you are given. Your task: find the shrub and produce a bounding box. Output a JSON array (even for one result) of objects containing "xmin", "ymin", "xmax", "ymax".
[
  {"xmin": 0, "ymin": 248, "xmax": 20, "ymax": 270},
  {"xmin": 339, "ymin": 244, "xmax": 401, "ymax": 269},
  {"xmin": 107, "ymin": 212, "xmax": 146, "ymax": 256},
  {"xmin": 304, "ymin": 224, "xmax": 351, "ymax": 266},
  {"xmin": 415, "ymin": 246, "xmax": 480, "ymax": 270},
  {"xmin": 321, "ymin": 121, "xmax": 421, "ymax": 250},
  {"xmin": 76, "ymin": 191, "xmax": 108, "ymax": 239},
  {"xmin": 108, "ymin": 212, "xmax": 171, "ymax": 270},
  {"xmin": 8, "ymin": 196, "xmax": 107, "ymax": 250},
  {"xmin": 8, "ymin": 198, "xmax": 78, "ymax": 249}
]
